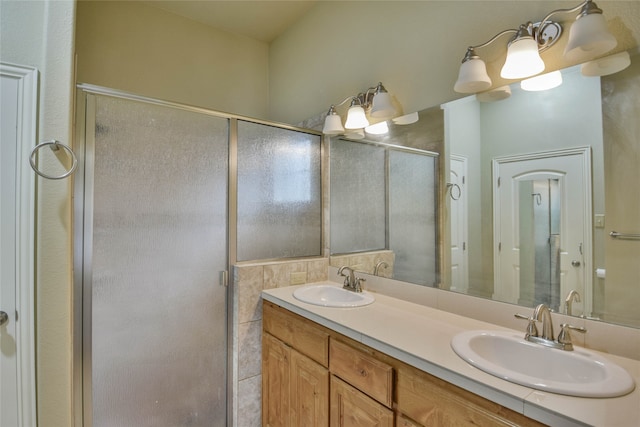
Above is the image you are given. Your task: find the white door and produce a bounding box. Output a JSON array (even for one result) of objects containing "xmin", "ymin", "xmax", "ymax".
[
  {"xmin": 0, "ymin": 63, "xmax": 37, "ymax": 427},
  {"xmin": 493, "ymin": 148, "xmax": 592, "ymax": 314},
  {"xmin": 450, "ymin": 155, "xmax": 468, "ymax": 292}
]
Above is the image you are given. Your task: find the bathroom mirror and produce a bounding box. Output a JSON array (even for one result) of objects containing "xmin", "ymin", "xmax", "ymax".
[
  {"xmin": 329, "ymin": 50, "xmax": 640, "ymax": 329},
  {"xmin": 329, "ymin": 107, "xmax": 444, "ymax": 284},
  {"xmin": 329, "ymin": 136, "xmax": 439, "ymax": 286}
]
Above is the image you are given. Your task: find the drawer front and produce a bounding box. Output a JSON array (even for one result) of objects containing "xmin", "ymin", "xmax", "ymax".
[
  {"xmin": 263, "ymin": 302, "xmax": 329, "ymax": 367},
  {"xmin": 396, "ymin": 363, "xmax": 547, "ymax": 427},
  {"xmin": 329, "ymin": 339, "xmax": 393, "ymax": 407}
]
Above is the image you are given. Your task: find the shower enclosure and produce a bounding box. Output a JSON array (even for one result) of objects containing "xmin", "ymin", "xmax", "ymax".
[{"xmin": 74, "ymin": 86, "xmax": 322, "ymax": 427}]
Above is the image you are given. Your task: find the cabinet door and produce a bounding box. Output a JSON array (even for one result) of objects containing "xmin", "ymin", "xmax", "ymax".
[
  {"xmin": 263, "ymin": 333, "xmax": 290, "ymax": 427},
  {"xmin": 330, "ymin": 376, "xmax": 393, "ymax": 427},
  {"xmin": 291, "ymin": 350, "xmax": 329, "ymax": 427}
]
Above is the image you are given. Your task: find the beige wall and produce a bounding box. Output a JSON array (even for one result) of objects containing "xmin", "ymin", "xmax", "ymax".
[
  {"xmin": 76, "ymin": 0, "xmax": 270, "ymax": 118},
  {"xmin": 0, "ymin": 1, "xmax": 76, "ymax": 426},
  {"xmin": 269, "ymin": 1, "xmax": 640, "ymax": 125}
]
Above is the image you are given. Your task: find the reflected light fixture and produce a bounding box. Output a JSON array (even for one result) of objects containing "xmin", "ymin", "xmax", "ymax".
[
  {"xmin": 322, "ymin": 82, "xmax": 401, "ymax": 135},
  {"xmin": 521, "ymin": 70, "xmax": 563, "ymax": 91},
  {"xmin": 365, "ymin": 121, "xmax": 389, "ymax": 135},
  {"xmin": 476, "ymin": 85, "xmax": 512, "ymax": 103},
  {"xmin": 392, "ymin": 111, "xmax": 419, "ymax": 125},
  {"xmin": 454, "ymin": 0, "xmax": 617, "ymax": 94},
  {"xmin": 581, "ymin": 51, "xmax": 631, "ymax": 76}
]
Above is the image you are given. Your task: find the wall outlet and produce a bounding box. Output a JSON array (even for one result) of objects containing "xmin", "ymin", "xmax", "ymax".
[
  {"xmin": 595, "ymin": 214, "xmax": 605, "ymax": 228},
  {"xmin": 290, "ymin": 271, "xmax": 307, "ymax": 285}
]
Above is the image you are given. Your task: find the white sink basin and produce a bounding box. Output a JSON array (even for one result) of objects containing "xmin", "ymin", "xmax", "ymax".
[
  {"xmin": 451, "ymin": 330, "xmax": 635, "ymax": 397},
  {"xmin": 293, "ymin": 283, "xmax": 375, "ymax": 308}
]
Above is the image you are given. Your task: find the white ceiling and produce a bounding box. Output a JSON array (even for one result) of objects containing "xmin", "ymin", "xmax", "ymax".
[{"xmin": 141, "ymin": 0, "xmax": 319, "ymax": 43}]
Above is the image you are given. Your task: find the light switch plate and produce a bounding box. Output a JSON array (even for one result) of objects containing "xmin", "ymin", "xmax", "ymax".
[{"xmin": 595, "ymin": 214, "xmax": 605, "ymax": 228}]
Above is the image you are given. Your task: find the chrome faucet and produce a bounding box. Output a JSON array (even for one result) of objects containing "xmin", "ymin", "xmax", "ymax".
[
  {"xmin": 533, "ymin": 303, "xmax": 554, "ymax": 341},
  {"xmin": 373, "ymin": 261, "xmax": 389, "ymax": 276},
  {"xmin": 515, "ymin": 303, "xmax": 587, "ymax": 351},
  {"xmin": 564, "ymin": 290, "xmax": 581, "ymax": 316},
  {"xmin": 337, "ymin": 266, "xmax": 365, "ymax": 292}
]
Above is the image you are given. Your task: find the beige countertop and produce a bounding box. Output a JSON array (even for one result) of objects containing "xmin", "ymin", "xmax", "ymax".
[{"xmin": 262, "ymin": 282, "xmax": 640, "ymax": 427}]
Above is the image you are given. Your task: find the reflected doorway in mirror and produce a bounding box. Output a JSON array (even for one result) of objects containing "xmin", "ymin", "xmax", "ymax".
[{"xmin": 492, "ymin": 147, "xmax": 593, "ymax": 316}]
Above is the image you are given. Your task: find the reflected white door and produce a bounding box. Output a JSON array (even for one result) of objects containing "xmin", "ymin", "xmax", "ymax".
[
  {"xmin": 0, "ymin": 63, "xmax": 37, "ymax": 427},
  {"xmin": 450, "ymin": 155, "xmax": 468, "ymax": 292},
  {"xmin": 493, "ymin": 148, "xmax": 592, "ymax": 313}
]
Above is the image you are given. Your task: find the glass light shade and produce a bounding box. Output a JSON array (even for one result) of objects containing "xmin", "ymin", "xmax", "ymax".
[
  {"xmin": 365, "ymin": 121, "xmax": 389, "ymax": 135},
  {"xmin": 344, "ymin": 105, "xmax": 369, "ymax": 129},
  {"xmin": 370, "ymin": 92, "xmax": 396, "ymax": 118},
  {"xmin": 521, "ymin": 70, "xmax": 563, "ymax": 91},
  {"xmin": 454, "ymin": 58, "xmax": 492, "ymax": 93},
  {"xmin": 581, "ymin": 51, "xmax": 631, "ymax": 76},
  {"xmin": 322, "ymin": 113, "xmax": 345, "ymax": 135},
  {"xmin": 564, "ymin": 13, "xmax": 617, "ymax": 63},
  {"xmin": 500, "ymin": 37, "xmax": 545, "ymax": 79}
]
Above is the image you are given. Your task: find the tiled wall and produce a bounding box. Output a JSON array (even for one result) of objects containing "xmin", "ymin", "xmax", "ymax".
[{"xmin": 233, "ymin": 257, "xmax": 329, "ymax": 427}]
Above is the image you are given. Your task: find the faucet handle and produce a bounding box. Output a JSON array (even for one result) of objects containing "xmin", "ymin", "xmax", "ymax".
[
  {"xmin": 515, "ymin": 313, "xmax": 539, "ymax": 338},
  {"xmin": 557, "ymin": 323, "xmax": 587, "ymax": 345},
  {"xmin": 354, "ymin": 277, "xmax": 366, "ymax": 292}
]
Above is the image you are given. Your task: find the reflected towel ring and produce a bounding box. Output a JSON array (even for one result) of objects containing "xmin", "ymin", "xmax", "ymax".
[
  {"xmin": 29, "ymin": 140, "xmax": 77, "ymax": 180},
  {"xmin": 447, "ymin": 183, "xmax": 461, "ymax": 201}
]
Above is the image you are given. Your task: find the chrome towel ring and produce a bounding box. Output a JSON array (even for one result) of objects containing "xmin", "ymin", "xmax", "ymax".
[
  {"xmin": 446, "ymin": 182, "xmax": 462, "ymax": 201},
  {"xmin": 29, "ymin": 140, "xmax": 77, "ymax": 180}
]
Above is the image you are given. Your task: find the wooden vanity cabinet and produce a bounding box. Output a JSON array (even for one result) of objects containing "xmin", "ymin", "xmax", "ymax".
[
  {"xmin": 262, "ymin": 301, "xmax": 547, "ymax": 427},
  {"xmin": 262, "ymin": 303, "xmax": 330, "ymax": 427}
]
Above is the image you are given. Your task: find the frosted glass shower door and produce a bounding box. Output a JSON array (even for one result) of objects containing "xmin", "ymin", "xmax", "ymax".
[{"xmin": 85, "ymin": 95, "xmax": 228, "ymax": 426}]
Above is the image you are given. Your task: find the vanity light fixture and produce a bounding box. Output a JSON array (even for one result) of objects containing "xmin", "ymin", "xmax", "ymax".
[
  {"xmin": 454, "ymin": 0, "xmax": 617, "ymax": 94},
  {"xmin": 322, "ymin": 82, "xmax": 400, "ymax": 135}
]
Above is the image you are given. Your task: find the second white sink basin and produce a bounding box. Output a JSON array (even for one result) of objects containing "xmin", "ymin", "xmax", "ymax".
[
  {"xmin": 293, "ymin": 283, "xmax": 374, "ymax": 308},
  {"xmin": 451, "ymin": 330, "xmax": 635, "ymax": 398}
]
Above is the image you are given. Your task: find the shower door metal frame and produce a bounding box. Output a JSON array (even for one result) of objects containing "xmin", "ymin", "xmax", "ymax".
[
  {"xmin": 73, "ymin": 84, "xmax": 324, "ymax": 427},
  {"xmin": 73, "ymin": 86, "xmax": 235, "ymax": 427}
]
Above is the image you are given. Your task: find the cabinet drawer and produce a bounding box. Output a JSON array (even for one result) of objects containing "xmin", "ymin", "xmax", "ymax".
[
  {"xmin": 396, "ymin": 363, "xmax": 546, "ymax": 427},
  {"xmin": 263, "ymin": 301, "xmax": 329, "ymax": 367},
  {"xmin": 329, "ymin": 339, "xmax": 393, "ymax": 407}
]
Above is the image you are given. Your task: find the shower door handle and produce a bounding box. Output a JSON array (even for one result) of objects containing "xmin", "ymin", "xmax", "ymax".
[
  {"xmin": 571, "ymin": 260, "xmax": 581, "ymax": 267},
  {"xmin": 0, "ymin": 311, "xmax": 8, "ymax": 326}
]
